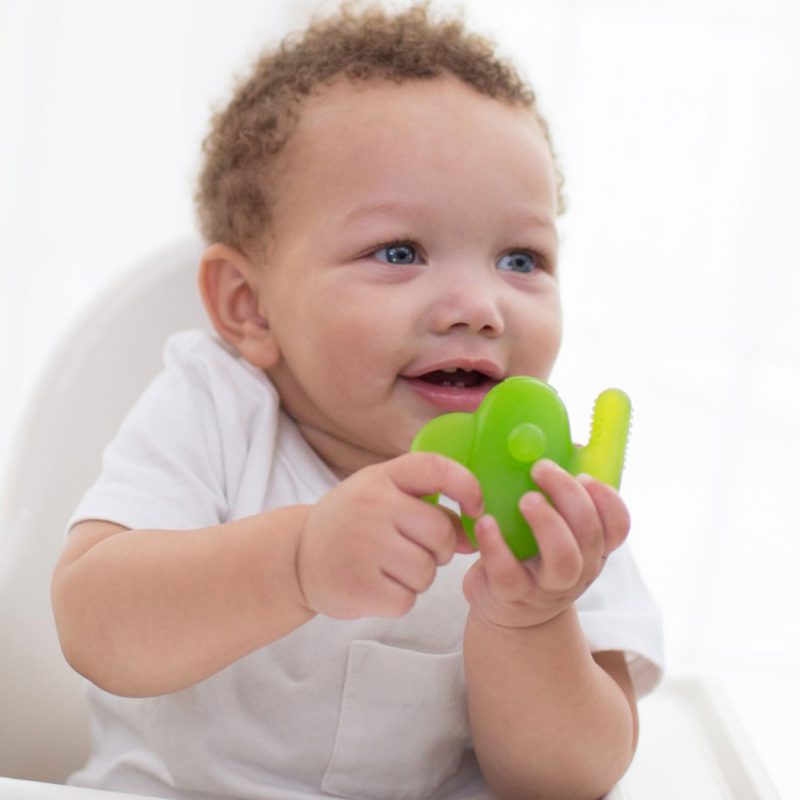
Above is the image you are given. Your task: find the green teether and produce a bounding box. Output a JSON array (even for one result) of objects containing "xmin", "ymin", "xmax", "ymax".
[{"xmin": 410, "ymin": 377, "xmax": 632, "ymax": 559}]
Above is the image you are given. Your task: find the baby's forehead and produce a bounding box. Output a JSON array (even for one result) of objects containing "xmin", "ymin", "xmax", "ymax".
[
  {"xmin": 264, "ymin": 72, "xmax": 558, "ymax": 236},
  {"xmin": 285, "ymin": 73, "xmax": 544, "ymax": 158}
]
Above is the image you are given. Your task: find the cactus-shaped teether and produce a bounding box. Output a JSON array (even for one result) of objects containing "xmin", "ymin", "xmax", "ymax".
[{"xmin": 410, "ymin": 377, "xmax": 631, "ymax": 559}]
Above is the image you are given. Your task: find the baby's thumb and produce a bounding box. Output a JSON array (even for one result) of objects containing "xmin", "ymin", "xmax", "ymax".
[{"xmin": 438, "ymin": 507, "xmax": 477, "ymax": 554}]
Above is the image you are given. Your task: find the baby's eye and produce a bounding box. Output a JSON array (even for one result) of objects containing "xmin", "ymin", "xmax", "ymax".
[
  {"xmin": 373, "ymin": 242, "xmax": 419, "ymax": 265},
  {"xmin": 497, "ymin": 251, "xmax": 538, "ymax": 274}
]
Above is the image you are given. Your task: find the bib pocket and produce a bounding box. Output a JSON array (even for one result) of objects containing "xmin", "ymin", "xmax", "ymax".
[{"xmin": 321, "ymin": 639, "xmax": 469, "ymax": 800}]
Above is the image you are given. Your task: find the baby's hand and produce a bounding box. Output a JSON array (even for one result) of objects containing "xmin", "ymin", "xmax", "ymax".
[
  {"xmin": 463, "ymin": 460, "xmax": 630, "ymax": 629},
  {"xmin": 297, "ymin": 452, "xmax": 483, "ymax": 619}
]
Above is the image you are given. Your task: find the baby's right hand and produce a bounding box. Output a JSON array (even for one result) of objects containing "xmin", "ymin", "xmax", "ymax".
[{"xmin": 296, "ymin": 452, "xmax": 484, "ymax": 619}]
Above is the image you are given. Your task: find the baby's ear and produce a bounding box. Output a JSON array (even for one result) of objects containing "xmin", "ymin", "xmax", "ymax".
[{"xmin": 198, "ymin": 243, "xmax": 278, "ymax": 369}]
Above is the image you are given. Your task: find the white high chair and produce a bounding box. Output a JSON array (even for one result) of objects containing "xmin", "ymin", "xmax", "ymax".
[
  {"xmin": 0, "ymin": 240, "xmax": 780, "ymax": 799},
  {"xmin": 0, "ymin": 238, "xmax": 208, "ymax": 790}
]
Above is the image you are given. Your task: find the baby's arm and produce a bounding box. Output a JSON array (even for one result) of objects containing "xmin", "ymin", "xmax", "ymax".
[
  {"xmin": 52, "ymin": 505, "xmax": 313, "ymax": 697},
  {"xmin": 52, "ymin": 452, "xmax": 482, "ymax": 698},
  {"xmin": 463, "ymin": 460, "xmax": 637, "ymax": 800}
]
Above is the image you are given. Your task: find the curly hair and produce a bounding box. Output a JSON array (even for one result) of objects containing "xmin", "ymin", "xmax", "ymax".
[{"xmin": 195, "ymin": 2, "xmax": 564, "ymax": 257}]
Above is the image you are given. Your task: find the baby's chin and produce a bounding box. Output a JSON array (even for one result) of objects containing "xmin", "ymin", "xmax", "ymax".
[
  {"xmin": 325, "ymin": 407, "xmax": 453, "ymax": 472},
  {"xmin": 365, "ymin": 425, "xmax": 428, "ymax": 465}
]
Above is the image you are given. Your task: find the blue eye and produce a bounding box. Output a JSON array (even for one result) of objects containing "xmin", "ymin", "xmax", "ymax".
[
  {"xmin": 497, "ymin": 251, "xmax": 537, "ymax": 274},
  {"xmin": 374, "ymin": 242, "xmax": 419, "ymax": 265}
]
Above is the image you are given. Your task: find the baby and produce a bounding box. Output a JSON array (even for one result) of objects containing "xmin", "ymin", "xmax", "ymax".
[{"xmin": 52, "ymin": 4, "xmax": 663, "ymax": 800}]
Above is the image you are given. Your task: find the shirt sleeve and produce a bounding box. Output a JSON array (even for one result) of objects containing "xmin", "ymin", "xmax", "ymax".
[
  {"xmin": 575, "ymin": 542, "xmax": 664, "ymax": 697},
  {"xmin": 67, "ymin": 332, "xmax": 237, "ymax": 533}
]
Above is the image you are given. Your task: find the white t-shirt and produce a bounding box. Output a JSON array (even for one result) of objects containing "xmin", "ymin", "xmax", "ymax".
[{"xmin": 68, "ymin": 330, "xmax": 664, "ymax": 800}]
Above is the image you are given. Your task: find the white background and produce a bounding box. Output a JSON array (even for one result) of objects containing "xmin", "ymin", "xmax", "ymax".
[{"xmin": 1, "ymin": 0, "xmax": 798, "ymax": 796}]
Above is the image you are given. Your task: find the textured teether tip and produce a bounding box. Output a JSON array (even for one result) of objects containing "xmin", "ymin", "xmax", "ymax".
[
  {"xmin": 507, "ymin": 423, "xmax": 546, "ymax": 462},
  {"xmin": 581, "ymin": 388, "xmax": 632, "ymax": 490}
]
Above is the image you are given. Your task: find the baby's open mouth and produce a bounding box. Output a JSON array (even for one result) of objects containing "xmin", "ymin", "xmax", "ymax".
[
  {"xmin": 407, "ymin": 367, "xmax": 501, "ymax": 412},
  {"xmin": 417, "ymin": 368, "xmax": 490, "ymax": 389}
]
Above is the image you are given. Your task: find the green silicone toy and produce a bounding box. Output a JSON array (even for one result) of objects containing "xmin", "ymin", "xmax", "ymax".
[{"xmin": 410, "ymin": 377, "xmax": 632, "ymax": 560}]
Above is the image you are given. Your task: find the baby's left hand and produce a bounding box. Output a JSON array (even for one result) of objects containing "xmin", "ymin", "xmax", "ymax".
[{"xmin": 463, "ymin": 460, "xmax": 630, "ymax": 629}]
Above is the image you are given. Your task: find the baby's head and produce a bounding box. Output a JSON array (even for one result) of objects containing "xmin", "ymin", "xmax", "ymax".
[
  {"xmin": 196, "ymin": 3, "xmax": 565, "ymax": 476},
  {"xmin": 196, "ymin": 2, "xmax": 564, "ymax": 259}
]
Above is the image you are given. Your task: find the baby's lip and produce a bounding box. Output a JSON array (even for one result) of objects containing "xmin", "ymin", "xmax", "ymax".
[
  {"xmin": 403, "ymin": 357, "xmax": 504, "ymax": 382},
  {"xmin": 401, "ymin": 357, "xmax": 504, "ymax": 413}
]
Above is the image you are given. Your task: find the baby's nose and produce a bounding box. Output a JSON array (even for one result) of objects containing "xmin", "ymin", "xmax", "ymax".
[{"xmin": 428, "ymin": 277, "xmax": 505, "ymax": 336}]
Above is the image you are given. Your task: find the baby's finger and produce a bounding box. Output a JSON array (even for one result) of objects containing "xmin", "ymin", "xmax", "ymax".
[
  {"xmin": 372, "ymin": 576, "xmax": 418, "ymax": 618},
  {"xmin": 577, "ymin": 475, "xmax": 631, "ymax": 555},
  {"xmin": 438, "ymin": 506, "xmax": 478, "ymax": 554},
  {"xmin": 532, "ymin": 460, "xmax": 604, "ymax": 565},
  {"xmin": 388, "ymin": 452, "xmax": 484, "ymax": 518},
  {"xmin": 382, "ymin": 535, "xmax": 438, "ymax": 594},
  {"xmin": 473, "ymin": 515, "xmax": 532, "ymax": 600},
  {"xmin": 519, "ymin": 491, "xmax": 582, "ymax": 591},
  {"xmin": 397, "ymin": 500, "xmax": 463, "ymax": 565}
]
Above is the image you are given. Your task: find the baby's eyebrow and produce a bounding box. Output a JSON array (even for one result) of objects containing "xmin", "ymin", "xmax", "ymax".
[
  {"xmin": 344, "ymin": 202, "xmax": 556, "ymax": 231},
  {"xmin": 507, "ymin": 211, "xmax": 558, "ymax": 235},
  {"xmin": 343, "ymin": 200, "xmax": 428, "ymax": 225}
]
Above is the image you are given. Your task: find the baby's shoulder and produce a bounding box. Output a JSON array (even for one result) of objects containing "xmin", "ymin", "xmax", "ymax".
[
  {"xmin": 150, "ymin": 329, "xmax": 280, "ymax": 434},
  {"xmin": 163, "ymin": 329, "xmax": 239, "ymax": 373},
  {"xmin": 162, "ymin": 330, "xmax": 271, "ymax": 391}
]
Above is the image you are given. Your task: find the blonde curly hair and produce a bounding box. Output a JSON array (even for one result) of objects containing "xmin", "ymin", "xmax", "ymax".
[{"xmin": 195, "ymin": 2, "xmax": 564, "ymax": 257}]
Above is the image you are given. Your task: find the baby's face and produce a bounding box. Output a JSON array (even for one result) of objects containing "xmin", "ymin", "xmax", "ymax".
[{"xmin": 255, "ymin": 74, "xmax": 562, "ymax": 476}]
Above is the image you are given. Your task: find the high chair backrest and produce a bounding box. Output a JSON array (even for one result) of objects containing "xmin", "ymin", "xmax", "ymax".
[{"xmin": 0, "ymin": 238, "xmax": 208, "ymax": 782}]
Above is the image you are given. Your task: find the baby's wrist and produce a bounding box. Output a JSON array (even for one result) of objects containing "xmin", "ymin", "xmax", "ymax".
[
  {"xmin": 467, "ymin": 602, "xmax": 575, "ymax": 636},
  {"xmin": 292, "ymin": 504, "xmax": 316, "ymax": 615}
]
